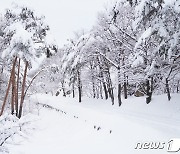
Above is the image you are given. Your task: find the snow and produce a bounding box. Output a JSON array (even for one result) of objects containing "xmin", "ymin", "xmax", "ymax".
[
  {"xmin": 2, "ymin": 93, "xmax": 180, "ymax": 154},
  {"xmin": 67, "ymin": 51, "xmax": 76, "ymax": 62},
  {"xmin": 2, "ymin": 22, "xmax": 35, "ymax": 61},
  {"xmin": 155, "ymin": 21, "xmax": 168, "ymax": 38},
  {"xmin": 174, "ymin": 0, "xmax": 180, "ymax": 13},
  {"xmin": 133, "ymin": 0, "xmax": 147, "ymax": 29},
  {"xmin": 0, "ymin": 2, "xmax": 57, "ymax": 72},
  {"xmin": 0, "ymin": 113, "xmax": 38, "ymax": 153},
  {"xmin": 163, "ymin": 0, "xmax": 180, "ymax": 13},
  {"xmin": 0, "ymin": 0, "xmax": 180, "ymax": 153},
  {"xmin": 131, "ymin": 54, "xmax": 144, "ymax": 67},
  {"xmin": 145, "ymin": 59, "xmax": 156, "ymax": 76},
  {"xmin": 72, "ymin": 55, "xmax": 80, "ymax": 68},
  {"xmin": 134, "ymin": 27, "xmax": 152, "ymax": 50},
  {"xmin": 29, "ymin": 53, "xmax": 46, "ymax": 75},
  {"xmin": 44, "ymin": 31, "xmax": 57, "ymax": 47}
]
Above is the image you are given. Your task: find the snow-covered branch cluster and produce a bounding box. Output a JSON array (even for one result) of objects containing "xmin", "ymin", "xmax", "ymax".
[{"xmin": 0, "ymin": 113, "xmax": 37, "ymax": 153}]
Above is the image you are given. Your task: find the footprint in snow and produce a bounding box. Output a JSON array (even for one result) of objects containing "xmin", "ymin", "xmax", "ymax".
[{"xmin": 97, "ymin": 127, "xmax": 101, "ymax": 131}]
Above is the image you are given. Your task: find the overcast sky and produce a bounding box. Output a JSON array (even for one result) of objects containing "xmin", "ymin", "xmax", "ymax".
[
  {"xmin": 33, "ymin": 0, "xmax": 110, "ymax": 47},
  {"xmin": 23, "ymin": 0, "xmax": 111, "ymax": 47},
  {"xmin": 0, "ymin": 0, "xmax": 110, "ymax": 46}
]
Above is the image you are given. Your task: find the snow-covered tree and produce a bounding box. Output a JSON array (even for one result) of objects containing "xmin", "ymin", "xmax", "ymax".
[
  {"xmin": 0, "ymin": 4, "xmax": 56, "ymax": 118},
  {"xmin": 91, "ymin": 1, "xmax": 136, "ymax": 106},
  {"xmin": 60, "ymin": 31, "xmax": 92, "ymax": 102},
  {"xmin": 132, "ymin": 0, "xmax": 180, "ymax": 102}
]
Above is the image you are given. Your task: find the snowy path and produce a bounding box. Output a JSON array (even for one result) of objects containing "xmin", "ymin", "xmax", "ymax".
[{"xmin": 7, "ymin": 94, "xmax": 180, "ymax": 154}]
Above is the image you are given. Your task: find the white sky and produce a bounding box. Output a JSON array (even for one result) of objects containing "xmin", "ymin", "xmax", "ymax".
[{"xmin": 0, "ymin": 0, "xmax": 109, "ymax": 47}]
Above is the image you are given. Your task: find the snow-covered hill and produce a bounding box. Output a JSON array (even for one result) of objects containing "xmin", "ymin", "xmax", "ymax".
[{"xmin": 4, "ymin": 93, "xmax": 180, "ymax": 154}]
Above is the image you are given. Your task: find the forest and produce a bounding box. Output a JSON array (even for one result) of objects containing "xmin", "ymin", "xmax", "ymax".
[
  {"xmin": 0, "ymin": 0, "xmax": 180, "ymax": 153},
  {"xmin": 0, "ymin": 0, "xmax": 180, "ymax": 116}
]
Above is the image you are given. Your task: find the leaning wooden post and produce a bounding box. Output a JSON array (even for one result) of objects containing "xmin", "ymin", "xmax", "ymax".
[
  {"xmin": 0, "ymin": 57, "xmax": 17, "ymax": 116},
  {"xmin": 18, "ymin": 61, "xmax": 28, "ymax": 119}
]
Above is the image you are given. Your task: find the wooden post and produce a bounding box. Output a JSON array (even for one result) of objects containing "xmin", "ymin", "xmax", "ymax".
[
  {"xmin": 18, "ymin": 61, "xmax": 28, "ymax": 119},
  {"xmin": 0, "ymin": 57, "xmax": 17, "ymax": 116}
]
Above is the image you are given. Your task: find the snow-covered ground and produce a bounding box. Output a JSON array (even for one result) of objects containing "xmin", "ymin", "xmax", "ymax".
[{"xmin": 3, "ymin": 93, "xmax": 180, "ymax": 154}]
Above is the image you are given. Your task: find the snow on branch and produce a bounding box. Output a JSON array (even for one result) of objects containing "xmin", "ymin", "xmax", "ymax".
[
  {"xmin": 0, "ymin": 114, "xmax": 37, "ymax": 153},
  {"xmin": 134, "ymin": 27, "xmax": 152, "ymax": 50},
  {"xmin": 97, "ymin": 50, "xmax": 118, "ymax": 68}
]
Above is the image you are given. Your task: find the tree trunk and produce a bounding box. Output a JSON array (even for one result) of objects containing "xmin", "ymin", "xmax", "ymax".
[
  {"xmin": 123, "ymin": 73, "xmax": 127, "ymax": 99},
  {"xmin": 97, "ymin": 56, "xmax": 108, "ymax": 99},
  {"xmin": 92, "ymin": 78, "xmax": 96, "ymax": 98},
  {"xmin": 96, "ymin": 86, "xmax": 99, "ymax": 99},
  {"xmin": 118, "ymin": 83, "xmax": 122, "ymax": 107},
  {"xmin": 166, "ymin": 78, "xmax": 171, "ymax": 101},
  {"xmin": 11, "ymin": 66, "xmax": 16, "ymax": 115},
  {"xmin": 118, "ymin": 67, "xmax": 122, "ymax": 106},
  {"xmin": 18, "ymin": 61, "xmax": 28, "ymax": 119},
  {"xmin": 126, "ymin": 76, "xmax": 129, "ymax": 87},
  {"xmin": 106, "ymin": 69, "xmax": 114, "ymax": 105},
  {"xmin": 90, "ymin": 62, "xmax": 96, "ymax": 98},
  {"xmin": 77, "ymin": 69, "xmax": 82, "ymax": 103},
  {"xmin": 14, "ymin": 76, "xmax": 18, "ymax": 117},
  {"xmin": 99, "ymin": 82, "xmax": 103, "ymax": 99},
  {"xmin": 15, "ymin": 58, "xmax": 20, "ymax": 117},
  {"xmin": 107, "ymin": 79, "xmax": 114, "ymax": 105},
  {"xmin": 151, "ymin": 77, "xmax": 154, "ymax": 92},
  {"xmin": 110, "ymin": 85, "xmax": 114, "ymax": 105},
  {"xmin": 78, "ymin": 86, "xmax": 81, "ymax": 102},
  {"xmin": 122, "ymin": 56, "xmax": 127, "ymax": 99},
  {"xmin": 177, "ymin": 80, "xmax": 179, "ymax": 93},
  {"xmin": 24, "ymin": 69, "xmax": 44, "ymax": 98},
  {"xmin": 46, "ymin": 48, "xmax": 51, "ymax": 58},
  {"xmin": 107, "ymin": 85, "xmax": 113, "ymax": 104},
  {"xmin": 61, "ymin": 80, "xmax": 66, "ymax": 97},
  {"xmin": 100, "ymin": 70, "xmax": 108, "ymax": 99},
  {"xmin": 124, "ymin": 81, "xmax": 127, "ymax": 99},
  {"xmin": 146, "ymin": 79, "xmax": 152, "ymax": 104},
  {"xmin": 103, "ymin": 82, "xmax": 108, "ymax": 99},
  {"xmin": 72, "ymin": 82, "xmax": 75, "ymax": 98},
  {"xmin": 0, "ymin": 57, "xmax": 17, "ymax": 116}
]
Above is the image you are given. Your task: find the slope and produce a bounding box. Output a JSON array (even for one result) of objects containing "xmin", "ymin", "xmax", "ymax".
[{"xmin": 6, "ymin": 93, "xmax": 180, "ymax": 154}]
